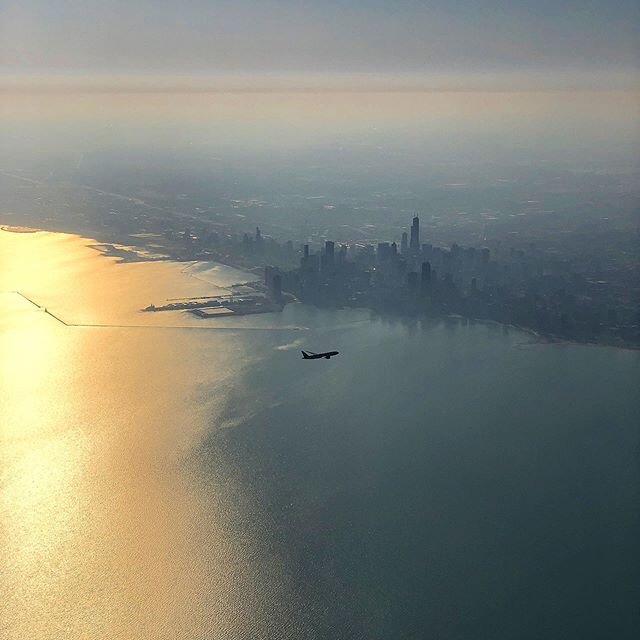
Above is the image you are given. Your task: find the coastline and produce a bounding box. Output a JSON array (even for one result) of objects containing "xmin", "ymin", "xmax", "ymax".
[{"xmin": 2, "ymin": 223, "xmax": 637, "ymax": 351}]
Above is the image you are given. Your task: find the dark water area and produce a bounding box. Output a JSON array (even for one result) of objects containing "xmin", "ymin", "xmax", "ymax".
[
  {"xmin": 200, "ymin": 307, "xmax": 640, "ymax": 639},
  {"xmin": 2, "ymin": 230, "xmax": 639, "ymax": 639}
]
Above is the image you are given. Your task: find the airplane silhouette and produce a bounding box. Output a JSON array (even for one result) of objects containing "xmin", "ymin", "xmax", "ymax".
[{"xmin": 301, "ymin": 350, "xmax": 339, "ymax": 360}]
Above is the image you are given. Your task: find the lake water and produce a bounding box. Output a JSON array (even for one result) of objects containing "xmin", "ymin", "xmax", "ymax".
[{"xmin": 1, "ymin": 229, "xmax": 639, "ymax": 639}]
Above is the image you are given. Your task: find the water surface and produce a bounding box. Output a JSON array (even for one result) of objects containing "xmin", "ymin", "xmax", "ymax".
[{"xmin": 1, "ymin": 229, "xmax": 638, "ymax": 639}]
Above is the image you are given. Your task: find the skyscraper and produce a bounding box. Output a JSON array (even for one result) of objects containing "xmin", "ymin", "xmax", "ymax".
[
  {"xmin": 325, "ymin": 240, "xmax": 335, "ymax": 259},
  {"xmin": 421, "ymin": 261, "xmax": 431, "ymax": 286},
  {"xmin": 410, "ymin": 216, "xmax": 420, "ymax": 253},
  {"xmin": 271, "ymin": 274, "xmax": 282, "ymax": 301},
  {"xmin": 377, "ymin": 242, "xmax": 391, "ymax": 262},
  {"xmin": 255, "ymin": 226, "xmax": 263, "ymax": 253},
  {"xmin": 407, "ymin": 271, "xmax": 419, "ymax": 293},
  {"xmin": 324, "ymin": 240, "xmax": 335, "ymax": 270},
  {"xmin": 401, "ymin": 232, "xmax": 408, "ymax": 255}
]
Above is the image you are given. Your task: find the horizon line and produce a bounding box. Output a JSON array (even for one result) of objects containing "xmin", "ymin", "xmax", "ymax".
[{"xmin": 2, "ymin": 84, "xmax": 638, "ymax": 95}]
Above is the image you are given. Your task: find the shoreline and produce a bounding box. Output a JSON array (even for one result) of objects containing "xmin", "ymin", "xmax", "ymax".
[{"xmin": 2, "ymin": 223, "xmax": 638, "ymax": 352}]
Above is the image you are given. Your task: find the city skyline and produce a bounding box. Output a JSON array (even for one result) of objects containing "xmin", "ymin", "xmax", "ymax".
[{"xmin": 1, "ymin": 4, "xmax": 638, "ymax": 638}]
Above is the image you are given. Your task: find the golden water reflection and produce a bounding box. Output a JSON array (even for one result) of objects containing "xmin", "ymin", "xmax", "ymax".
[{"xmin": 0, "ymin": 229, "xmax": 293, "ymax": 639}]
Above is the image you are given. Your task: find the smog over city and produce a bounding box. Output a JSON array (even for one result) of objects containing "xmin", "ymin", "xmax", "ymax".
[{"xmin": 1, "ymin": 2, "xmax": 639, "ymax": 639}]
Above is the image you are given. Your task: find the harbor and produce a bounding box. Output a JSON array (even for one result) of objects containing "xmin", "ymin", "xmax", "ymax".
[{"xmin": 142, "ymin": 281, "xmax": 289, "ymax": 319}]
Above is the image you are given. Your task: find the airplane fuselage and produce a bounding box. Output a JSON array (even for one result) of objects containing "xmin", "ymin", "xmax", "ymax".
[{"xmin": 301, "ymin": 350, "xmax": 339, "ymax": 360}]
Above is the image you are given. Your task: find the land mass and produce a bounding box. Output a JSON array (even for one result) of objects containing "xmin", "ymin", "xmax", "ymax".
[{"xmin": 1, "ymin": 161, "xmax": 638, "ymax": 348}]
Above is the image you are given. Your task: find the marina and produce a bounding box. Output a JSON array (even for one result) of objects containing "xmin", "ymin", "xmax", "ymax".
[{"xmin": 142, "ymin": 282, "xmax": 287, "ymax": 319}]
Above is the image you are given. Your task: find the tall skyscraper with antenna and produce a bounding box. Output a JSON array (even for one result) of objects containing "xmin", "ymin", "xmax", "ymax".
[{"xmin": 410, "ymin": 216, "xmax": 420, "ymax": 254}]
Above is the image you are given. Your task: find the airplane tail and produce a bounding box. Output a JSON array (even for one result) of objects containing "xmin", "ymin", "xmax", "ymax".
[{"xmin": 301, "ymin": 351, "xmax": 311, "ymax": 359}]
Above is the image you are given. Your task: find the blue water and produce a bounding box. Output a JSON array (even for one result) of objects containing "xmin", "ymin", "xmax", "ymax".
[
  {"xmin": 2, "ymin": 231, "xmax": 638, "ymax": 638},
  {"xmin": 194, "ymin": 306, "xmax": 640, "ymax": 639}
]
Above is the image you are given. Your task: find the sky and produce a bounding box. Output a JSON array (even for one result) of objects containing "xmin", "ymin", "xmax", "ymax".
[{"xmin": 1, "ymin": 0, "xmax": 638, "ymax": 87}]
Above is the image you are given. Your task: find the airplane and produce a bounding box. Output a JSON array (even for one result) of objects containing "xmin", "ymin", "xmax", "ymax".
[{"xmin": 301, "ymin": 350, "xmax": 339, "ymax": 360}]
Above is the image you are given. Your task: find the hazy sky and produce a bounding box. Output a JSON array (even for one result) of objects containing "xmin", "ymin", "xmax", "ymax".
[{"xmin": 1, "ymin": 1, "xmax": 638, "ymax": 83}]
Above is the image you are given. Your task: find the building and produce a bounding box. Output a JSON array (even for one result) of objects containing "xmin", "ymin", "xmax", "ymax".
[
  {"xmin": 407, "ymin": 271, "xmax": 419, "ymax": 292},
  {"xmin": 401, "ymin": 232, "xmax": 409, "ymax": 255},
  {"xmin": 324, "ymin": 240, "xmax": 335, "ymax": 268},
  {"xmin": 421, "ymin": 261, "xmax": 432, "ymax": 291},
  {"xmin": 271, "ymin": 274, "xmax": 282, "ymax": 301},
  {"xmin": 410, "ymin": 216, "xmax": 420, "ymax": 253},
  {"xmin": 377, "ymin": 242, "xmax": 391, "ymax": 262}
]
